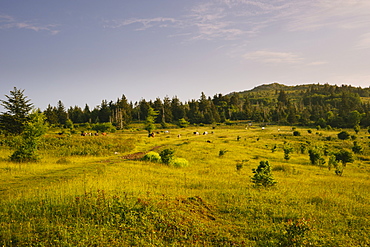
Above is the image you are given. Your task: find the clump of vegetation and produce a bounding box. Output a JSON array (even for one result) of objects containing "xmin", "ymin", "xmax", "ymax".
[
  {"xmin": 299, "ymin": 143, "xmax": 308, "ymax": 154},
  {"xmin": 293, "ymin": 131, "xmax": 301, "ymax": 136},
  {"xmin": 338, "ymin": 131, "xmax": 351, "ymax": 140},
  {"xmin": 142, "ymin": 151, "xmax": 161, "ymax": 163},
  {"xmin": 308, "ymin": 147, "xmax": 326, "ymax": 166},
  {"xmin": 92, "ymin": 122, "xmax": 116, "ymax": 133},
  {"xmin": 283, "ymin": 144, "xmax": 293, "ymax": 161},
  {"xmin": 280, "ymin": 218, "xmax": 311, "ymax": 246},
  {"xmin": 236, "ymin": 160, "xmax": 248, "ymax": 171},
  {"xmin": 177, "ymin": 118, "xmax": 189, "ymax": 128},
  {"xmin": 333, "ymin": 149, "xmax": 354, "ymax": 176},
  {"xmin": 219, "ymin": 149, "xmax": 228, "ymax": 157},
  {"xmin": 251, "ymin": 160, "xmax": 277, "ymax": 187},
  {"xmin": 159, "ymin": 148, "xmax": 175, "ymax": 165},
  {"xmin": 170, "ymin": 158, "xmax": 189, "ymax": 168},
  {"xmin": 236, "ymin": 162, "xmax": 243, "ymax": 171},
  {"xmin": 352, "ymin": 141, "xmax": 363, "ymax": 154}
]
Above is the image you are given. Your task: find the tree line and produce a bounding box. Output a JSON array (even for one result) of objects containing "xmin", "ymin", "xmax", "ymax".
[{"xmin": 42, "ymin": 83, "xmax": 370, "ymax": 129}]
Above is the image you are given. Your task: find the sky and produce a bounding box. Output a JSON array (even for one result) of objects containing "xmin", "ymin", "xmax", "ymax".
[{"xmin": 1, "ymin": 0, "xmax": 370, "ymax": 111}]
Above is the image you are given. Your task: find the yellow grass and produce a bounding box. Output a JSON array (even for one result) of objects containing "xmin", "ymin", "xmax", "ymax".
[{"xmin": 0, "ymin": 124, "xmax": 369, "ymax": 246}]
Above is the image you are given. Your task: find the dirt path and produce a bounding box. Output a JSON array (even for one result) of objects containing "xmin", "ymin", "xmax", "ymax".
[{"xmin": 121, "ymin": 145, "xmax": 163, "ymax": 160}]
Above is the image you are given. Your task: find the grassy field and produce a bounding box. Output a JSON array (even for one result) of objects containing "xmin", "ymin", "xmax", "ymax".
[{"xmin": 0, "ymin": 124, "xmax": 369, "ymax": 246}]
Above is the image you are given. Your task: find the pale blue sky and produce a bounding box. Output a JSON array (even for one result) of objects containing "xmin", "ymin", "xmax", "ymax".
[{"xmin": 1, "ymin": 0, "xmax": 370, "ymax": 110}]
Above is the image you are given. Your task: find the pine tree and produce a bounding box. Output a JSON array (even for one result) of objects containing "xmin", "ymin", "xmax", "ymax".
[
  {"xmin": 251, "ymin": 160, "xmax": 277, "ymax": 187},
  {"xmin": 0, "ymin": 87, "xmax": 33, "ymax": 135},
  {"xmin": 56, "ymin": 100, "xmax": 68, "ymax": 125}
]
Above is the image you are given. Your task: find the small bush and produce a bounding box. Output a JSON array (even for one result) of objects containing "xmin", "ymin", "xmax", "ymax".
[
  {"xmin": 219, "ymin": 149, "xmax": 228, "ymax": 157},
  {"xmin": 337, "ymin": 131, "xmax": 350, "ymax": 140},
  {"xmin": 142, "ymin": 151, "xmax": 161, "ymax": 163},
  {"xmin": 170, "ymin": 158, "xmax": 189, "ymax": 168},
  {"xmin": 293, "ymin": 131, "xmax": 301, "ymax": 136},
  {"xmin": 283, "ymin": 144, "xmax": 293, "ymax": 161},
  {"xmin": 280, "ymin": 218, "xmax": 311, "ymax": 246},
  {"xmin": 251, "ymin": 160, "xmax": 277, "ymax": 187},
  {"xmin": 308, "ymin": 148, "xmax": 326, "ymax": 166},
  {"xmin": 159, "ymin": 149, "xmax": 175, "ymax": 165}
]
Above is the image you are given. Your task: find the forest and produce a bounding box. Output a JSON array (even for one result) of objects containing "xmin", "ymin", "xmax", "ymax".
[{"xmin": 43, "ymin": 83, "xmax": 370, "ymax": 130}]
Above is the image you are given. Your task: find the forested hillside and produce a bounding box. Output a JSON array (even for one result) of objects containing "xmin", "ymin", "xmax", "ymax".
[{"xmin": 44, "ymin": 83, "xmax": 370, "ymax": 129}]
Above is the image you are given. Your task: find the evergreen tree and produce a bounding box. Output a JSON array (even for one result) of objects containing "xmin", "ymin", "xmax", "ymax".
[
  {"xmin": 56, "ymin": 100, "xmax": 68, "ymax": 126},
  {"xmin": 44, "ymin": 104, "xmax": 58, "ymax": 125},
  {"xmin": 0, "ymin": 87, "xmax": 33, "ymax": 135},
  {"xmin": 83, "ymin": 104, "xmax": 91, "ymax": 123},
  {"xmin": 144, "ymin": 107, "xmax": 158, "ymax": 135},
  {"xmin": 251, "ymin": 160, "xmax": 277, "ymax": 187},
  {"xmin": 171, "ymin": 96, "xmax": 185, "ymax": 121},
  {"xmin": 10, "ymin": 110, "xmax": 48, "ymax": 162},
  {"xmin": 98, "ymin": 100, "xmax": 111, "ymax": 123}
]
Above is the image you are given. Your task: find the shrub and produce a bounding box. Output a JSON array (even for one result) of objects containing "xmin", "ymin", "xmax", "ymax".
[
  {"xmin": 219, "ymin": 149, "xmax": 228, "ymax": 157},
  {"xmin": 299, "ymin": 143, "xmax": 308, "ymax": 154},
  {"xmin": 293, "ymin": 131, "xmax": 301, "ymax": 136},
  {"xmin": 170, "ymin": 158, "xmax": 189, "ymax": 168},
  {"xmin": 334, "ymin": 149, "xmax": 354, "ymax": 167},
  {"xmin": 280, "ymin": 218, "xmax": 311, "ymax": 246},
  {"xmin": 159, "ymin": 149, "xmax": 175, "ymax": 165},
  {"xmin": 308, "ymin": 148, "xmax": 325, "ymax": 166},
  {"xmin": 283, "ymin": 144, "xmax": 293, "ymax": 161},
  {"xmin": 251, "ymin": 160, "xmax": 277, "ymax": 187},
  {"xmin": 337, "ymin": 131, "xmax": 350, "ymax": 140},
  {"xmin": 142, "ymin": 151, "xmax": 161, "ymax": 163}
]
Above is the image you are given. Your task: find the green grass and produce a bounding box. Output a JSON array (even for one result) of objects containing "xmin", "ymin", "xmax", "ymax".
[{"xmin": 0, "ymin": 124, "xmax": 369, "ymax": 246}]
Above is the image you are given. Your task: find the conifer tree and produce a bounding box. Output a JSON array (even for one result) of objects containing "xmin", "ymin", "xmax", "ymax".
[
  {"xmin": 0, "ymin": 87, "xmax": 33, "ymax": 135},
  {"xmin": 251, "ymin": 160, "xmax": 277, "ymax": 187}
]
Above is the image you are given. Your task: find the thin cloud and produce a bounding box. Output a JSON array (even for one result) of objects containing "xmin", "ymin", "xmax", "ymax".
[
  {"xmin": 0, "ymin": 14, "xmax": 59, "ymax": 34},
  {"xmin": 104, "ymin": 0, "xmax": 370, "ymax": 44},
  {"xmin": 243, "ymin": 50, "xmax": 303, "ymax": 64},
  {"xmin": 105, "ymin": 17, "xmax": 178, "ymax": 31}
]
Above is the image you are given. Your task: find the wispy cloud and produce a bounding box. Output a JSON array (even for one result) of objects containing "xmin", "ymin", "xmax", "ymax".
[
  {"xmin": 105, "ymin": 17, "xmax": 178, "ymax": 31},
  {"xmin": 0, "ymin": 14, "xmax": 59, "ymax": 34},
  {"xmin": 106, "ymin": 0, "xmax": 370, "ymax": 41},
  {"xmin": 243, "ymin": 50, "xmax": 303, "ymax": 64}
]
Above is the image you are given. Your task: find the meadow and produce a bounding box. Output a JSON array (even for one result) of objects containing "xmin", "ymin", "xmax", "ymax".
[{"xmin": 0, "ymin": 123, "xmax": 369, "ymax": 246}]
